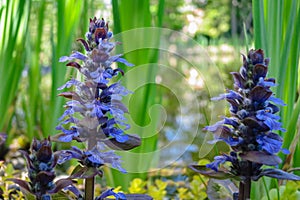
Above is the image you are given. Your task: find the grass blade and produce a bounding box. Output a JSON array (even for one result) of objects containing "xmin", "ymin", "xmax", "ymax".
[
  {"xmin": 109, "ymin": 0, "xmax": 165, "ymax": 190},
  {"xmin": 0, "ymin": 0, "xmax": 31, "ymax": 143}
]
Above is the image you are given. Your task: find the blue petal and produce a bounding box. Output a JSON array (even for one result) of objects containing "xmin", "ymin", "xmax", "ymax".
[
  {"xmin": 115, "ymin": 134, "xmax": 129, "ymax": 143},
  {"xmin": 63, "ymin": 185, "xmax": 82, "ymax": 198},
  {"xmin": 57, "ymin": 79, "xmax": 81, "ymax": 90},
  {"xmin": 59, "ymin": 56, "xmax": 70, "ymax": 62},
  {"xmin": 223, "ymin": 117, "xmax": 239, "ymax": 127},
  {"xmin": 257, "ymin": 135, "xmax": 282, "ymax": 154},
  {"xmin": 204, "ymin": 120, "xmax": 224, "ymax": 132},
  {"xmin": 264, "ymin": 118, "xmax": 286, "ymax": 132},
  {"xmin": 97, "ymin": 189, "xmax": 126, "ymax": 200},
  {"xmin": 58, "ymin": 51, "xmax": 87, "ymax": 62},
  {"xmin": 70, "ymin": 51, "xmax": 88, "ymax": 61},
  {"xmin": 58, "ymin": 134, "xmax": 74, "ymax": 142},
  {"xmin": 115, "ymin": 57, "xmax": 134, "ymax": 67},
  {"xmin": 258, "ymin": 77, "xmax": 277, "ymax": 87},
  {"xmin": 206, "ymin": 155, "xmax": 229, "ymax": 172},
  {"xmin": 268, "ymin": 96, "xmax": 286, "ymax": 106},
  {"xmin": 59, "ymin": 149, "xmax": 83, "ymax": 164},
  {"xmin": 256, "ymin": 109, "xmax": 280, "ymax": 121},
  {"xmin": 281, "ymin": 148, "xmax": 290, "ymax": 154}
]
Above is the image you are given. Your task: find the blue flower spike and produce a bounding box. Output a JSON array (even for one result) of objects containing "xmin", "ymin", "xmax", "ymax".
[{"xmin": 189, "ymin": 49, "xmax": 300, "ymax": 188}]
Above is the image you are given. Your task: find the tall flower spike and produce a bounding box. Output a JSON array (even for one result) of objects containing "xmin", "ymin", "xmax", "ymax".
[
  {"xmin": 53, "ymin": 17, "xmax": 142, "ymax": 199},
  {"xmin": 53, "ymin": 17, "xmax": 140, "ymax": 152},
  {"xmin": 189, "ymin": 49, "xmax": 300, "ymax": 199}
]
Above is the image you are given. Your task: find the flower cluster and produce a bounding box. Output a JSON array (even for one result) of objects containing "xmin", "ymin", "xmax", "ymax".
[
  {"xmin": 55, "ymin": 17, "xmax": 141, "ymax": 170},
  {"xmin": 190, "ymin": 49, "xmax": 300, "ymax": 182},
  {"xmin": 7, "ymin": 138, "xmax": 79, "ymax": 200}
]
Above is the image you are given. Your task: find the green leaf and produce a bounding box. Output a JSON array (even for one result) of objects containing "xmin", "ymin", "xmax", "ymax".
[
  {"xmin": 0, "ymin": 0, "xmax": 31, "ymax": 142},
  {"xmin": 109, "ymin": 0, "xmax": 165, "ymax": 190}
]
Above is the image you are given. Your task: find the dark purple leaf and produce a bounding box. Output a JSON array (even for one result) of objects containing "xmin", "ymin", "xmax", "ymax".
[
  {"xmin": 18, "ymin": 150, "xmax": 33, "ymax": 171},
  {"xmin": 252, "ymin": 168, "xmax": 300, "ymax": 181},
  {"xmin": 50, "ymin": 153, "xmax": 59, "ymax": 168},
  {"xmin": 231, "ymin": 72, "xmax": 245, "ymax": 89},
  {"xmin": 242, "ymin": 117, "xmax": 269, "ymax": 131},
  {"xmin": 48, "ymin": 179, "xmax": 74, "ymax": 194},
  {"xmin": 240, "ymin": 151, "xmax": 281, "ymax": 166},
  {"xmin": 36, "ymin": 171, "xmax": 56, "ymax": 186},
  {"xmin": 250, "ymin": 86, "xmax": 272, "ymax": 103},
  {"xmin": 58, "ymin": 92, "xmax": 81, "ymax": 101},
  {"xmin": 241, "ymin": 54, "xmax": 248, "ymax": 70},
  {"xmin": 104, "ymin": 134, "xmax": 141, "ymax": 150},
  {"xmin": 113, "ymin": 68, "xmax": 124, "ymax": 76},
  {"xmin": 69, "ymin": 165, "xmax": 102, "ymax": 179},
  {"xmin": 253, "ymin": 64, "xmax": 268, "ymax": 81},
  {"xmin": 76, "ymin": 38, "xmax": 90, "ymax": 51},
  {"xmin": 188, "ymin": 165, "xmax": 237, "ymax": 180},
  {"xmin": 6, "ymin": 178, "xmax": 31, "ymax": 193},
  {"xmin": 248, "ymin": 49, "xmax": 264, "ymax": 65},
  {"xmin": 240, "ymin": 66, "xmax": 248, "ymax": 79},
  {"xmin": 36, "ymin": 145, "xmax": 52, "ymax": 163},
  {"xmin": 66, "ymin": 62, "xmax": 82, "ymax": 70}
]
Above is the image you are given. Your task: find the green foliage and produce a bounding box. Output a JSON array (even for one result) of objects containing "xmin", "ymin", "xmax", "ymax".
[
  {"xmin": 161, "ymin": 0, "xmax": 185, "ymax": 30},
  {"xmin": 196, "ymin": 0, "xmax": 231, "ymax": 38},
  {"xmin": 128, "ymin": 178, "xmax": 147, "ymax": 194},
  {"xmin": 0, "ymin": 162, "xmax": 25, "ymax": 199},
  {"xmin": 110, "ymin": 0, "xmax": 165, "ymax": 190},
  {"xmin": 179, "ymin": 175, "xmax": 207, "ymax": 200},
  {"xmin": 0, "ymin": 0, "xmax": 91, "ymax": 144},
  {"xmin": 127, "ymin": 174, "xmax": 208, "ymax": 199},
  {"xmin": 262, "ymin": 181, "xmax": 300, "ymax": 200},
  {"xmin": 253, "ymin": 0, "xmax": 300, "ymax": 161},
  {"xmin": 45, "ymin": 0, "xmax": 85, "ymax": 138},
  {"xmin": 128, "ymin": 178, "xmax": 168, "ymax": 200},
  {"xmin": 252, "ymin": 0, "xmax": 300, "ymax": 198},
  {"xmin": 147, "ymin": 179, "xmax": 168, "ymax": 200},
  {"xmin": 0, "ymin": 0, "xmax": 31, "ymax": 140}
]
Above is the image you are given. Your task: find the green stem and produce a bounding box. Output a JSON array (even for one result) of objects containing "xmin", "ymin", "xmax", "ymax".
[
  {"xmin": 275, "ymin": 179, "xmax": 280, "ymax": 200},
  {"xmin": 85, "ymin": 177, "xmax": 95, "ymax": 200},
  {"xmin": 262, "ymin": 177, "xmax": 271, "ymax": 200}
]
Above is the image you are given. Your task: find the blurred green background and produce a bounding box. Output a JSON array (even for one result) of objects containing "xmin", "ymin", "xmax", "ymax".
[{"xmin": 0, "ymin": 0, "xmax": 299, "ymax": 198}]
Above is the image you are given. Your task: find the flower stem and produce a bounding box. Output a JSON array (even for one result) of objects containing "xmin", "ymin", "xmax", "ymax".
[
  {"xmin": 85, "ymin": 177, "xmax": 95, "ymax": 200},
  {"xmin": 85, "ymin": 138, "xmax": 97, "ymax": 200},
  {"xmin": 239, "ymin": 177, "xmax": 251, "ymax": 200},
  {"xmin": 239, "ymin": 161, "xmax": 252, "ymax": 200}
]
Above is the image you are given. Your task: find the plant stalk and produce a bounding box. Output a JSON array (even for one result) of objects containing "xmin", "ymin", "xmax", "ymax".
[
  {"xmin": 239, "ymin": 178, "xmax": 251, "ymax": 200},
  {"xmin": 85, "ymin": 137, "xmax": 97, "ymax": 200},
  {"xmin": 239, "ymin": 161, "xmax": 252, "ymax": 200},
  {"xmin": 85, "ymin": 177, "xmax": 95, "ymax": 200}
]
